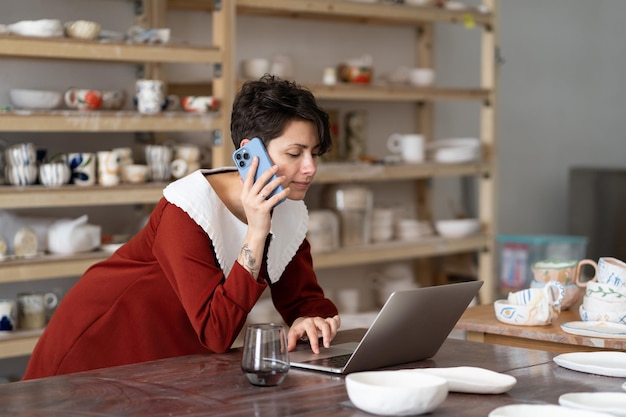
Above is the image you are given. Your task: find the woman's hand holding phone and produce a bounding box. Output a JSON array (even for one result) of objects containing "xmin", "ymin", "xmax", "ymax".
[{"xmin": 233, "ymin": 138, "xmax": 287, "ymax": 208}]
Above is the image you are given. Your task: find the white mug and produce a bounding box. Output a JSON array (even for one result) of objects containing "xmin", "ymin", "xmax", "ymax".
[
  {"xmin": 135, "ymin": 79, "xmax": 164, "ymax": 114},
  {"xmin": 97, "ymin": 151, "xmax": 120, "ymax": 186},
  {"xmin": 68, "ymin": 152, "xmax": 96, "ymax": 186},
  {"xmin": 387, "ymin": 133, "xmax": 425, "ymax": 163},
  {"xmin": 17, "ymin": 292, "xmax": 58, "ymax": 330}
]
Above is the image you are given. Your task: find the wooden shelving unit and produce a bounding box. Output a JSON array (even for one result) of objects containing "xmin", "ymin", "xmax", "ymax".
[{"xmin": 0, "ymin": 0, "xmax": 498, "ymax": 359}]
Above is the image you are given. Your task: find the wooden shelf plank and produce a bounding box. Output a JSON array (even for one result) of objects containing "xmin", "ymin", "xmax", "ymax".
[
  {"xmin": 0, "ymin": 183, "xmax": 165, "ymax": 209},
  {"xmin": 0, "ymin": 111, "xmax": 221, "ymax": 132},
  {"xmin": 0, "ymin": 35, "xmax": 220, "ymax": 64},
  {"xmin": 313, "ymin": 234, "xmax": 489, "ymax": 269},
  {"xmin": 315, "ymin": 161, "xmax": 490, "ymax": 183},
  {"xmin": 0, "ymin": 252, "xmax": 109, "ymax": 283},
  {"xmin": 0, "ymin": 235, "xmax": 487, "ymax": 283},
  {"xmin": 233, "ymin": 80, "xmax": 490, "ymax": 102},
  {"xmin": 168, "ymin": 0, "xmax": 215, "ymax": 11},
  {"xmin": 236, "ymin": 0, "xmax": 493, "ymax": 26},
  {"xmin": 312, "ymin": 84, "xmax": 489, "ymax": 102},
  {"xmin": 0, "ymin": 329, "xmax": 44, "ymax": 359}
]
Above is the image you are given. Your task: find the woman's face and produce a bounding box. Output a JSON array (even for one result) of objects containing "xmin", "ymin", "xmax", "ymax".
[{"xmin": 265, "ymin": 119, "xmax": 320, "ymax": 201}]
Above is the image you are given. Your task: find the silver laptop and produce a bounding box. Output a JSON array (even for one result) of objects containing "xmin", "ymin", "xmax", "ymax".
[{"xmin": 289, "ymin": 280, "xmax": 483, "ymax": 374}]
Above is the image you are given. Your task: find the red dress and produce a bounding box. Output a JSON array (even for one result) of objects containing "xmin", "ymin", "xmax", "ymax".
[{"xmin": 23, "ymin": 196, "xmax": 337, "ymax": 379}]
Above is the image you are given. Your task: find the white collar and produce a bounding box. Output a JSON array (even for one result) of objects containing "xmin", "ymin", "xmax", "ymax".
[{"xmin": 162, "ymin": 169, "xmax": 309, "ymax": 283}]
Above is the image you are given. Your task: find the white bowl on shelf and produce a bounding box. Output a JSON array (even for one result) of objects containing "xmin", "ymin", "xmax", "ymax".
[
  {"xmin": 427, "ymin": 138, "xmax": 481, "ymax": 163},
  {"xmin": 346, "ymin": 369, "xmax": 448, "ymax": 416},
  {"xmin": 10, "ymin": 89, "xmax": 63, "ymax": 110},
  {"xmin": 8, "ymin": 19, "xmax": 63, "ymax": 37},
  {"xmin": 435, "ymin": 218, "xmax": 480, "ymax": 238}
]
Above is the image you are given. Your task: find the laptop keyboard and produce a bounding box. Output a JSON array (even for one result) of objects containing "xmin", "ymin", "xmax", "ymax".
[{"xmin": 301, "ymin": 353, "xmax": 352, "ymax": 368}]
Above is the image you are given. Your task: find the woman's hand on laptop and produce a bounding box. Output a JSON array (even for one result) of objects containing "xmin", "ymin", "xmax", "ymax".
[{"xmin": 288, "ymin": 315, "xmax": 341, "ymax": 354}]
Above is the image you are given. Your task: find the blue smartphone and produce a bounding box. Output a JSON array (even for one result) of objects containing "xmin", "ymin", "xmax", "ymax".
[{"xmin": 232, "ymin": 137, "xmax": 285, "ymax": 206}]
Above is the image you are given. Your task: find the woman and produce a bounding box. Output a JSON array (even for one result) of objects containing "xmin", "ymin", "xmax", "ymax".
[{"xmin": 23, "ymin": 75, "xmax": 340, "ymax": 379}]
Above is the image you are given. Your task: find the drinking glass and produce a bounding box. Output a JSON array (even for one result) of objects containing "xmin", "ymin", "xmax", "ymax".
[{"xmin": 241, "ymin": 323, "xmax": 290, "ymax": 386}]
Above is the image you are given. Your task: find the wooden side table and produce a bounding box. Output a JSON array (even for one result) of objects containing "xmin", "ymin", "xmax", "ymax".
[{"xmin": 455, "ymin": 303, "xmax": 626, "ymax": 353}]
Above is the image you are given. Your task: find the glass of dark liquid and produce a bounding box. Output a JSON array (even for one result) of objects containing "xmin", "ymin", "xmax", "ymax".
[{"xmin": 241, "ymin": 323, "xmax": 290, "ymax": 386}]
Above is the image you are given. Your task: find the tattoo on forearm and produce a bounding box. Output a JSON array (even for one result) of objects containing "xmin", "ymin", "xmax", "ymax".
[{"xmin": 240, "ymin": 244, "xmax": 260, "ymax": 275}]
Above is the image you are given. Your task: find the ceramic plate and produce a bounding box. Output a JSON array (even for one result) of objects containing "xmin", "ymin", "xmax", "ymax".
[
  {"xmin": 553, "ymin": 351, "xmax": 626, "ymax": 377},
  {"xmin": 559, "ymin": 392, "xmax": 626, "ymax": 416},
  {"xmin": 561, "ymin": 321, "xmax": 626, "ymax": 338},
  {"xmin": 489, "ymin": 404, "xmax": 614, "ymax": 417},
  {"xmin": 412, "ymin": 367, "xmax": 517, "ymax": 394}
]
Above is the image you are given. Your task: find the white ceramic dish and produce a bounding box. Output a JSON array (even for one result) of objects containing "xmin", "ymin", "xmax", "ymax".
[
  {"xmin": 489, "ymin": 404, "xmax": 614, "ymax": 417},
  {"xmin": 411, "ymin": 366, "xmax": 517, "ymax": 394},
  {"xmin": 559, "ymin": 392, "xmax": 626, "ymax": 417},
  {"xmin": 345, "ymin": 369, "xmax": 448, "ymax": 416},
  {"xmin": 561, "ymin": 321, "xmax": 626, "ymax": 338},
  {"xmin": 8, "ymin": 19, "xmax": 63, "ymax": 37},
  {"xmin": 435, "ymin": 218, "xmax": 480, "ymax": 238},
  {"xmin": 100, "ymin": 243, "xmax": 124, "ymax": 253},
  {"xmin": 10, "ymin": 89, "xmax": 63, "ymax": 110},
  {"xmin": 553, "ymin": 351, "xmax": 626, "ymax": 377},
  {"xmin": 427, "ymin": 138, "xmax": 481, "ymax": 163}
]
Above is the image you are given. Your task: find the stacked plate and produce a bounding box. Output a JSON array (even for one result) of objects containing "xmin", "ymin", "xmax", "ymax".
[
  {"xmin": 427, "ymin": 138, "xmax": 481, "ymax": 163},
  {"xmin": 395, "ymin": 218, "xmax": 433, "ymax": 242}
]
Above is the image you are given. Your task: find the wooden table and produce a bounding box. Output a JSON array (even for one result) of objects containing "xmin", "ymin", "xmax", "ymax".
[
  {"xmin": 1, "ymin": 329, "xmax": 625, "ymax": 416},
  {"xmin": 456, "ymin": 303, "xmax": 626, "ymax": 353}
]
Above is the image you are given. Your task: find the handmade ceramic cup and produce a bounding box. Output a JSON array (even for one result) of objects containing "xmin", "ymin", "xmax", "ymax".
[
  {"xmin": 64, "ymin": 88, "xmax": 103, "ymax": 110},
  {"xmin": 101, "ymin": 90, "xmax": 126, "ymax": 110},
  {"xmin": 530, "ymin": 280, "xmax": 582, "ymax": 310},
  {"xmin": 5, "ymin": 164, "xmax": 38, "ymax": 186},
  {"xmin": 68, "ymin": 152, "xmax": 96, "ymax": 186},
  {"xmin": 121, "ymin": 164, "xmax": 149, "ymax": 184},
  {"xmin": 4, "ymin": 142, "xmax": 37, "ymax": 167},
  {"xmin": 0, "ymin": 299, "xmax": 17, "ymax": 331},
  {"xmin": 387, "ymin": 134, "xmax": 425, "ymax": 163},
  {"xmin": 17, "ymin": 291, "xmax": 58, "ymax": 330},
  {"xmin": 181, "ymin": 96, "xmax": 219, "ymax": 113},
  {"xmin": 532, "ymin": 259, "xmax": 591, "ymax": 286},
  {"xmin": 97, "ymin": 150, "xmax": 120, "ymax": 186},
  {"xmin": 494, "ymin": 281, "xmax": 564, "ymax": 326},
  {"xmin": 39, "ymin": 162, "xmax": 71, "ymax": 187},
  {"xmin": 576, "ymin": 257, "xmax": 626, "ymax": 288}
]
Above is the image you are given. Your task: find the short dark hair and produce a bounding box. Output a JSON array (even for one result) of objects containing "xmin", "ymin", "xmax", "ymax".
[{"xmin": 230, "ymin": 74, "xmax": 332, "ymax": 155}]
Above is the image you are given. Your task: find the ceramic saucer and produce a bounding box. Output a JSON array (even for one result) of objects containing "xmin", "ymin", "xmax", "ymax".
[
  {"xmin": 489, "ymin": 404, "xmax": 613, "ymax": 417},
  {"xmin": 554, "ymin": 351, "xmax": 626, "ymax": 377},
  {"xmin": 561, "ymin": 321, "xmax": 626, "ymax": 338},
  {"xmin": 412, "ymin": 366, "xmax": 516, "ymax": 394},
  {"xmin": 559, "ymin": 392, "xmax": 626, "ymax": 416}
]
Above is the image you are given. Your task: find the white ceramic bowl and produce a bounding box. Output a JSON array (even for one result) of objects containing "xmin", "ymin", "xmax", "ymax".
[
  {"xmin": 10, "ymin": 89, "xmax": 63, "ymax": 110},
  {"xmin": 242, "ymin": 58, "xmax": 270, "ymax": 79},
  {"xmin": 583, "ymin": 295, "xmax": 626, "ymax": 313},
  {"xmin": 64, "ymin": 20, "xmax": 101, "ymax": 40},
  {"xmin": 409, "ymin": 68, "xmax": 435, "ymax": 86},
  {"xmin": 8, "ymin": 19, "xmax": 63, "ymax": 37},
  {"xmin": 427, "ymin": 138, "xmax": 481, "ymax": 163},
  {"xmin": 579, "ymin": 304, "xmax": 626, "ymax": 323},
  {"xmin": 435, "ymin": 218, "xmax": 480, "ymax": 238},
  {"xmin": 585, "ymin": 280, "xmax": 626, "ymax": 302},
  {"xmin": 345, "ymin": 370, "xmax": 448, "ymax": 416}
]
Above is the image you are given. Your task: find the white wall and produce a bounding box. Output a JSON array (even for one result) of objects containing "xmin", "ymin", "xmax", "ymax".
[{"xmin": 2, "ymin": 0, "xmax": 625, "ymax": 379}]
